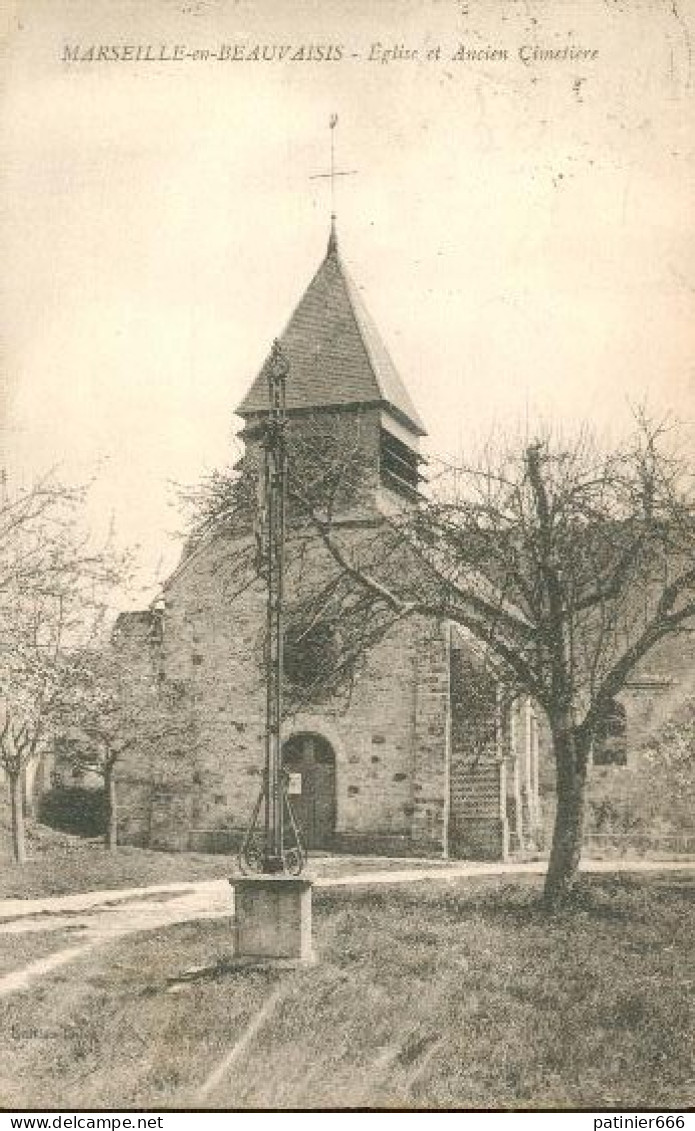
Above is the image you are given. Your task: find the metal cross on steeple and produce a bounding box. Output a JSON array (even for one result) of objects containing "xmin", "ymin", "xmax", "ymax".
[{"xmin": 309, "ymin": 114, "xmax": 358, "ymax": 240}]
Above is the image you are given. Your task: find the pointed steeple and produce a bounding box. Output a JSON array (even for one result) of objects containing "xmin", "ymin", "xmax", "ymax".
[
  {"xmin": 237, "ymin": 228, "xmax": 426, "ymax": 437},
  {"xmin": 327, "ymin": 214, "xmax": 338, "ymax": 257}
]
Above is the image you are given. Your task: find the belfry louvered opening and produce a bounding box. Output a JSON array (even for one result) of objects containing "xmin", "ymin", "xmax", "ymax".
[{"xmin": 379, "ymin": 427, "xmax": 425, "ymax": 498}]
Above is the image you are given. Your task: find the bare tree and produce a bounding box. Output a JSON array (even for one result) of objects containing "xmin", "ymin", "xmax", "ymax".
[
  {"xmin": 183, "ymin": 411, "xmax": 695, "ymax": 907},
  {"xmin": 175, "ymin": 410, "xmax": 378, "ymax": 712},
  {"xmin": 51, "ymin": 641, "xmax": 185, "ymax": 851},
  {"xmin": 294, "ymin": 416, "xmax": 695, "ymax": 906},
  {"xmin": 0, "ymin": 475, "xmax": 127, "ymax": 862}
]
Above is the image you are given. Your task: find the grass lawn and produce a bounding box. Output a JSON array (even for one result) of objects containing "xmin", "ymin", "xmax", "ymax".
[
  {"xmin": 0, "ymin": 823, "xmax": 460, "ymax": 901},
  {"xmin": 0, "ymin": 927, "xmax": 89, "ymax": 979},
  {"xmin": 0, "ymin": 871, "xmax": 692, "ymax": 1110},
  {"xmin": 0, "ymin": 836, "xmax": 233, "ymax": 901}
]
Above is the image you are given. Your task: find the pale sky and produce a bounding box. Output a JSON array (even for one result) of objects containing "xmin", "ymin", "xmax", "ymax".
[{"xmin": 2, "ymin": 0, "xmax": 694, "ymax": 605}]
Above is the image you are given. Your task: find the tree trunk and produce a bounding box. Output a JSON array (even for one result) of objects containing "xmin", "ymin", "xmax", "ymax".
[
  {"xmin": 104, "ymin": 764, "xmax": 118, "ymax": 851},
  {"xmin": 10, "ymin": 770, "xmax": 26, "ymax": 865},
  {"xmin": 544, "ymin": 723, "xmax": 589, "ymax": 908}
]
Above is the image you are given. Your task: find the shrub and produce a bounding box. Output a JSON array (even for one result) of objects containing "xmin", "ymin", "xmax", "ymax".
[{"xmin": 39, "ymin": 786, "xmax": 106, "ymax": 838}]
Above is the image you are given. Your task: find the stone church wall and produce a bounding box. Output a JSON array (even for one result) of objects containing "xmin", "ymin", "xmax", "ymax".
[
  {"xmin": 537, "ymin": 629, "xmax": 695, "ymax": 854},
  {"xmin": 116, "ymin": 524, "xmax": 452, "ymax": 857}
]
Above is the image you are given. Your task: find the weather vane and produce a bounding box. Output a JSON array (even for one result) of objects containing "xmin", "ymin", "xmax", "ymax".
[{"xmin": 309, "ymin": 114, "xmax": 358, "ymax": 223}]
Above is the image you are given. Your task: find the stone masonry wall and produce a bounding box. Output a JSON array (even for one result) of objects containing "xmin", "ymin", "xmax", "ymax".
[
  {"xmin": 117, "ymin": 523, "xmax": 446, "ymax": 857},
  {"xmin": 410, "ymin": 618, "xmax": 450, "ymax": 856},
  {"xmin": 537, "ymin": 628, "xmax": 695, "ymax": 853}
]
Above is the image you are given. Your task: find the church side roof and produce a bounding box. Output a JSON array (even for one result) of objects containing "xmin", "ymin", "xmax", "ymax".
[{"xmin": 237, "ymin": 228, "xmax": 427, "ymax": 437}]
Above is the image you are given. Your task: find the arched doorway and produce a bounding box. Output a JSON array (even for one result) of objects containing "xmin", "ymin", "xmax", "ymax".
[{"xmin": 283, "ymin": 733, "xmax": 336, "ymax": 850}]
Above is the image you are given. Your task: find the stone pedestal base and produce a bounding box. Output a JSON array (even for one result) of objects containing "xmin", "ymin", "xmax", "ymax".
[{"xmin": 231, "ymin": 877, "xmax": 314, "ymax": 963}]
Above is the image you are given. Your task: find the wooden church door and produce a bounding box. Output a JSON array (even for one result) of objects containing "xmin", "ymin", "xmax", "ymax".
[{"xmin": 283, "ymin": 733, "xmax": 336, "ymax": 850}]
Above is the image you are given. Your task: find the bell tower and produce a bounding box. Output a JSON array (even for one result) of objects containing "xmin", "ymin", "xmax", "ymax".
[{"xmin": 237, "ymin": 223, "xmax": 427, "ymax": 515}]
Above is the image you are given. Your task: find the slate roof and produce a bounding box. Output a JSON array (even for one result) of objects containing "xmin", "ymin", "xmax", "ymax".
[{"xmin": 237, "ymin": 225, "xmax": 427, "ymax": 436}]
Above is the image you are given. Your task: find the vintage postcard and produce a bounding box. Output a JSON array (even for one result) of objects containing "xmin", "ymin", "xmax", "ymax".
[{"xmin": 1, "ymin": 0, "xmax": 694, "ymax": 1115}]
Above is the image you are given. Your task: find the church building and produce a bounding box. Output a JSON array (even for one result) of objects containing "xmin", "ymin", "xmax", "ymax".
[{"xmin": 115, "ymin": 222, "xmax": 542, "ymax": 861}]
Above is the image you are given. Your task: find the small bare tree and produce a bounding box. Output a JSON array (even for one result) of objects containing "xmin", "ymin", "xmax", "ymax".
[
  {"xmin": 52, "ymin": 642, "xmax": 185, "ymax": 850},
  {"xmin": 0, "ymin": 475, "xmax": 127, "ymax": 862}
]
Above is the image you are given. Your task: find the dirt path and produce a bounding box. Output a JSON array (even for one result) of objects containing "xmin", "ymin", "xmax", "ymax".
[
  {"xmin": 0, "ymin": 857, "xmax": 693, "ymax": 998},
  {"xmin": 0, "ymin": 881, "xmax": 231, "ymax": 997}
]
